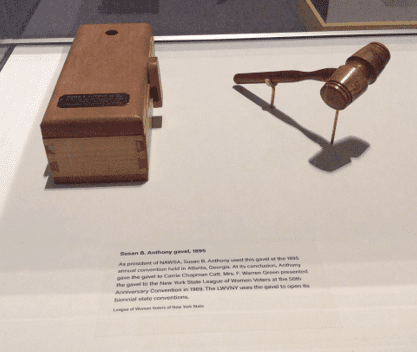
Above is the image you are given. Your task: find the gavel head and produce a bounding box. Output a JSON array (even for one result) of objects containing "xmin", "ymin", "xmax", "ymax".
[{"xmin": 320, "ymin": 42, "xmax": 391, "ymax": 110}]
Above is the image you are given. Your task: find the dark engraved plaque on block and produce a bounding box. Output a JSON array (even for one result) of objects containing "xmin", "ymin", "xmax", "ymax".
[{"xmin": 58, "ymin": 93, "xmax": 130, "ymax": 108}]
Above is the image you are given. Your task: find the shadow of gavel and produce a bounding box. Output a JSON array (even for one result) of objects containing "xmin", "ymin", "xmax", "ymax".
[{"xmin": 233, "ymin": 42, "xmax": 391, "ymax": 144}]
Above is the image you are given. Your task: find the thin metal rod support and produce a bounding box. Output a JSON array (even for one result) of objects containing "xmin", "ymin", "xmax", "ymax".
[{"xmin": 330, "ymin": 110, "xmax": 340, "ymax": 145}]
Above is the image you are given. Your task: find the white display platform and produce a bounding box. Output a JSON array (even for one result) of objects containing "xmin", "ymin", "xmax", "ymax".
[{"xmin": 1, "ymin": 35, "xmax": 417, "ymax": 351}]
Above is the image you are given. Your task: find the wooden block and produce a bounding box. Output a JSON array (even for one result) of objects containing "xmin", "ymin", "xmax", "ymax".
[{"xmin": 41, "ymin": 23, "xmax": 162, "ymax": 184}]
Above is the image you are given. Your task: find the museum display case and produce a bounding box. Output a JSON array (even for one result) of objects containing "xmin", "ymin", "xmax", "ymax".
[{"xmin": 1, "ymin": 2, "xmax": 417, "ymax": 351}]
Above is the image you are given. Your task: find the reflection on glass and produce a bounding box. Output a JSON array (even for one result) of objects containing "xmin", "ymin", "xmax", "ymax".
[
  {"xmin": 300, "ymin": 0, "xmax": 417, "ymax": 31},
  {"xmin": 1, "ymin": 0, "xmax": 306, "ymax": 40},
  {"xmin": 1, "ymin": 0, "xmax": 417, "ymax": 41}
]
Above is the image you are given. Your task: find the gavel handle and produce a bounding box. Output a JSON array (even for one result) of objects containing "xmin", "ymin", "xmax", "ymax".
[{"xmin": 233, "ymin": 68, "xmax": 336, "ymax": 84}]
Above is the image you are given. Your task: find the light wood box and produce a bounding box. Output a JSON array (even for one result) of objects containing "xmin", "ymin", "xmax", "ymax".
[{"xmin": 40, "ymin": 23, "xmax": 162, "ymax": 183}]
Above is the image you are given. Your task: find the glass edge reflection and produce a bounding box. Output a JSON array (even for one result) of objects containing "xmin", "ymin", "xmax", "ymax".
[{"xmin": 1, "ymin": 29, "xmax": 417, "ymax": 46}]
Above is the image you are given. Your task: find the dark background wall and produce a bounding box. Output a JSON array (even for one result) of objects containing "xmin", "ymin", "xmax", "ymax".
[
  {"xmin": 310, "ymin": 0, "xmax": 330, "ymax": 21},
  {"xmin": 1, "ymin": 0, "xmax": 306, "ymax": 40},
  {"xmin": 0, "ymin": 0, "xmax": 42, "ymax": 39}
]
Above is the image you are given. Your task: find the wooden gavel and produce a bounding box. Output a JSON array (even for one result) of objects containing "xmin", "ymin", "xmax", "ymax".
[{"xmin": 234, "ymin": 42, "xmax": 391, "ymax": 143}]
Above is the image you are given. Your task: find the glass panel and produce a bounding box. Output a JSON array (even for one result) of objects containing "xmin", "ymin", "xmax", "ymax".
[
  {"xmin": 0, "ymin": 0, "xmax": 417, "ymax": 41},
  {"xmin": 301, "ymin": 0, "xmax": 417, "ymax": 31},
  {"xmin": 0, "ymin": 0, "xmax": 305, "ymax": 40}
]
